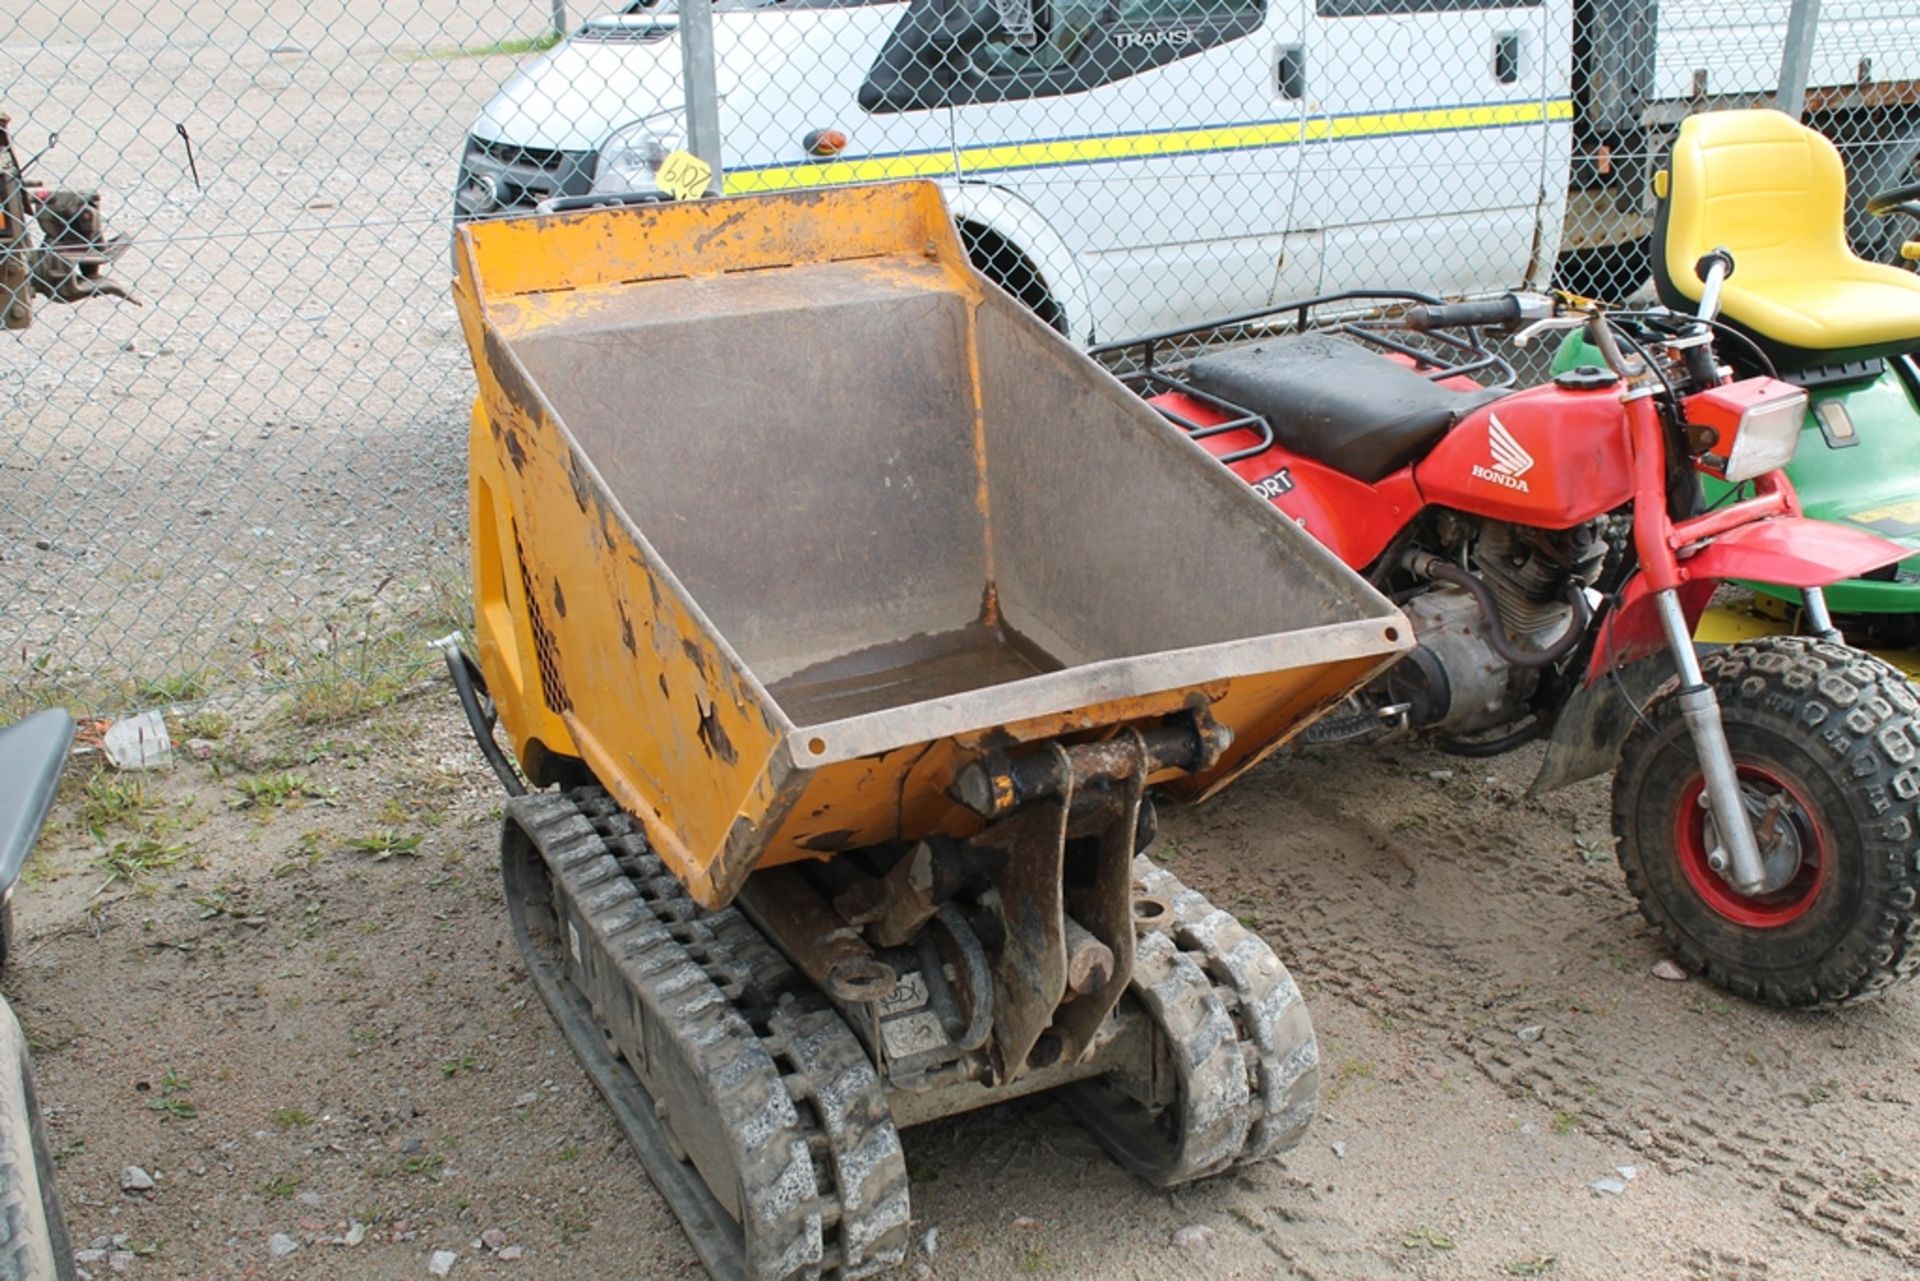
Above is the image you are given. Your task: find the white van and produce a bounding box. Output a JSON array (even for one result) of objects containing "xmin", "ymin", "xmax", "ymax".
[{"xmin": 457, "ymin": 0, "xmax": 1574, "ymax": 343}]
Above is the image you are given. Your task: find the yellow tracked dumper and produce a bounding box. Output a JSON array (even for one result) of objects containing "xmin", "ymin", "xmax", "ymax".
[{"xmin": 447, "ymin": 182, "xmax": 1409, "ymax": 1280}]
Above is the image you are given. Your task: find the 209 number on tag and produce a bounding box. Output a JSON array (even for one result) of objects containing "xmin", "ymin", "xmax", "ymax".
[{"xmin": 656, "ymin": 150, "xmax": 713, "ymax": 201}]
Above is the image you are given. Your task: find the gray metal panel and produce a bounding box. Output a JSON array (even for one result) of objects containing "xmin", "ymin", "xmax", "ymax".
[
  {"xmin": 507, "ymin": 259, "xmax": 991, "ymax": 688},
  {"xmin": 972, "ymin": 283, "xmax": 1391, "ymax": 664}
]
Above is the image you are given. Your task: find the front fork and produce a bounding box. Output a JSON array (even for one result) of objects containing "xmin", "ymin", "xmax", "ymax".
[{"xmin": 1651, "ymin": 584, "xmax": 1838, "ymax": 894}]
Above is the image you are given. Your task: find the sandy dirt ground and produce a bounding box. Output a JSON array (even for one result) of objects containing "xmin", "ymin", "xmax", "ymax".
[
  {"xmin": 8, "ymin": 697, "xmax": 1920, "ymax": 1281},
  {"xmin": 6, "ymin": 6, "xmax": 1920, "ymax": 1281}
]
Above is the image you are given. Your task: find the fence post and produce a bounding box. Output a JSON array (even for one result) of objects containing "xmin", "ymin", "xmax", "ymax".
[
  {"xmin": 1777, "ymin": 0, "xmax": 1821, "ymax": 120},
  {"xmin": 549, "ymin": 1, "xmax": 568, "ymax": 37},
  {"xmin": 683, "ymin": 0, "xmax": 725, "ymax": 195},
  {"xmin": 679, "ymin": 0, "xmax": 725, "ymax": 194}
]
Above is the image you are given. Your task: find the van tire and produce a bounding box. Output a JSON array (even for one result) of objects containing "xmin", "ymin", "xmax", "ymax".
[{"xmin": 956, "ymin": 222, "xmax": 1067, "ymax": 336}]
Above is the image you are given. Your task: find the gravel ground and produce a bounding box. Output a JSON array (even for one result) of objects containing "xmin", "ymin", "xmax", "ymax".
[
  {"xmin": 3, "ymin": 4, "xmax": 533, "ymax": 703},
  {"xmin": 10, "ymin": 700, "xmax": 1920, "ymax": 1280},
  {"xmin": 7, "ymin": 8, "xmax": 1920, "ymax": 1281}
]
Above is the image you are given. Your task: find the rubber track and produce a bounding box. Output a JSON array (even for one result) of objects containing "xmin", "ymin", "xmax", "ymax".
[
  {"xmin": 1135, "ymin": 857, "xmax": 1320, "ymax": 1161},
  {"xmin": 1062, "ymin": 856, "xmax": 1319, "ymax": 1185},
  {"xmin": 505, "ymin": 789, "xmax": 909, "ymax": 1281}
]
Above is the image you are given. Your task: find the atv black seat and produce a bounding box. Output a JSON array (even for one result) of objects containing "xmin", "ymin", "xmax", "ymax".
[{"xmin": 1183, "ymin": 333, "xmax": 1502, "ymax": 483}]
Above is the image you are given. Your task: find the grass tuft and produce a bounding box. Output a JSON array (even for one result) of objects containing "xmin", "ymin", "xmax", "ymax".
[{"xmin": 413, "ymin": 31, "xmax": 562, "ymax": 61}]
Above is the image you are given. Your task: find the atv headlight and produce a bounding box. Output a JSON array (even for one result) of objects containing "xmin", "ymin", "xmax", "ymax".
[
  {"xmin": 592, "ymin": 113, "xmax": 686, "ymax": 196},
  {"xmin": 1721, "ymin": 390, "xmax": 1807, "ymax": 484}
]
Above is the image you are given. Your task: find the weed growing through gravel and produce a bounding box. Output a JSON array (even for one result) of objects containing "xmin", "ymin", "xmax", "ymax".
[
  {"xmin": 1506, "ymin": 1256, "xmax": 1558, "ymax": 1276},
  {"xmin": 230, "ymin": 772, "xmax": 338, "ymax": 812},
  {"xmin": 414, "ymin": 30, "xmax": 561, "ymax": 60},
  {"xmin": 260, "ymin": 1173, "xmax": 302, "ymax": 1199},
  {"xmin": 440, "ymin": 1055, "xmax": 479, "ymax": 1078},
  {"xmin": 177, "ymin": 708, "xmax": 231, "ymax": 740},
  {"xmin": 79, "ymin": 775, "xmax": 159, "ymax": 836},
  {"xmin": 272, "ymin": 1107, "xmax": 315, "ymax": 1129},
  {"xmin": 98, "ymin": 838, "xmax": 196, "ymax": 886},
  {"xmin": 392, "ymin": 1154, "xmax": 445, "ymax": 1181},
  {"xmin": 347, "ymin": 830, "xmax": 423, "ymax": 860},
  {"xmin": 136, "ymin": 669, "xmax": 210, "ymax": 705},
  {"xmin": 1402, "ymin": 1225, "xmax": 1456, "ymax": 1252},
  {"xmin": 264, "ymin": 567, "xmax": 472, "ymax": 727},
  {"xmin": 148, "ymin": 1094, "xmax": 198, "ymax": 1121}
]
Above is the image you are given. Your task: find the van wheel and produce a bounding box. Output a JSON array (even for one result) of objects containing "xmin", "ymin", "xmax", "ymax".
[{"xmin": 957, "ymin": 222, "xmax": 1067, "ymax": 335}]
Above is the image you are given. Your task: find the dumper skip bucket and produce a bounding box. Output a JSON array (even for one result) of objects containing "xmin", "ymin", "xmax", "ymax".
[{"xmin": 454, "ymin": 181, "xmax": 1410, "ymax": 907}]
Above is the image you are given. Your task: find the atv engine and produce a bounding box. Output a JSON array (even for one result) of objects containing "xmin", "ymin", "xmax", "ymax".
[{"xmin": 1384, "ymin": 520, "xmax": 1609, "ymax": 737}]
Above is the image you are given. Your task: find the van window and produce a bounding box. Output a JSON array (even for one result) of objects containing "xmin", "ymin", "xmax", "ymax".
[{"xmin": 860, "ymin": 0, "xmax": 1265, "ymax": 113}]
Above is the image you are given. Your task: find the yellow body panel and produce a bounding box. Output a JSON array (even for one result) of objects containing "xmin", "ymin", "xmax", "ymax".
[
  {"xmin": 454, "ymin": 183, "xmax": 1408, "ymax": 908},
  {"xmin": 1660, "ymin": 109, "xmax": 1920, "ymax": 354}
]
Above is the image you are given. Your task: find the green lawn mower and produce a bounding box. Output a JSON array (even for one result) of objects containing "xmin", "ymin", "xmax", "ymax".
[{"xmin": 1553, "ymin": 107, "xmax": 1920, "ymax": 652}]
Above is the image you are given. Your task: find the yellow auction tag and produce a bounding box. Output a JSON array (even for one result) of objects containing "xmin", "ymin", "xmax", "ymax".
[{"xmin": 656, "ymin": 150, "xmax": 713, "ymax": 201}]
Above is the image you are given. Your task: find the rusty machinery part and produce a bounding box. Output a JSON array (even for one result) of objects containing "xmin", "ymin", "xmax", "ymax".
[
  {"xmin": 745, "ymin": 739, "xmax": 1148, "ymax": 1092},
  {"xmin": 1058, "ymin": 854, "xmax": 1319, "ymax": 1184},
  {"xmin": 1, "ymin": 118, "xmax": 30, "ymax": 330},
  {"xmin": 501, "ymin": 788, "xmax": 911, "ymax": 1281},
  {"xmin": 33, "ymin": 189, "xmax": 129, "ymax": 285},
  {"xmin": 950, "ymin": 711, "xmax": 1232, "ymax": 821}
]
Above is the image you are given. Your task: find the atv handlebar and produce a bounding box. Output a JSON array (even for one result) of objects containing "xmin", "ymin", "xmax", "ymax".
[
  {"xmin": 1692, "ymin": 247, "xmax": 1735, "ymax": 324},
  {"xmin": 1404, "ymin": 295, "xmax": 1524, "ymax": 332}
]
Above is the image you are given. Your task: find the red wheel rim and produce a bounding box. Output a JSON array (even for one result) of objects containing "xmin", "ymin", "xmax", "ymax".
[{"xmin": 1672, "ymin": 766, "xmax": 1828, "ymax": 928}]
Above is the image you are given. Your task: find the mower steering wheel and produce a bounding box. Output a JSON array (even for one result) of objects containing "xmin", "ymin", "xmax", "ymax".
[{"xmin": 1865, "ymin": 179, "xmax": 1920, "ymax": 218}]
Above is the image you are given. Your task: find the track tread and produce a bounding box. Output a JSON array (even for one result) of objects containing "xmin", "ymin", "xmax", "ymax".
[
  {"xmin": 1136, "ymin": 859, "xmax": 1320, "ymax": 1161},
  {"xmin": 504, "ymin": 788, "xmax": 907, "ymax": 1280},
  {"xmin": 1062, "ymin": 857, "xmax": 1317, "ymax": 1186}
]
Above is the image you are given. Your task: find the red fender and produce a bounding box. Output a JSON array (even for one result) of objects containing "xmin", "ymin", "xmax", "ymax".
[
  {"xmin": 1588, "ymin": 576, "xmax": 1717, "ymax": 678},
  {"xmin": 1671, "ymin": 515, "xmax": 1908, "ymax": 590}
]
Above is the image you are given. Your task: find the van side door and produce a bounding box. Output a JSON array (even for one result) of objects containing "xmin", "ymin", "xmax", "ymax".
[{"xmin": 1297, "ymin": 0, "xmax": 1572, "ymax": 296}]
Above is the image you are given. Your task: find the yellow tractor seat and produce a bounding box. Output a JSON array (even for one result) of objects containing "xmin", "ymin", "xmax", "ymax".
[{"xmin": 1654, "ymin": 108, "xmax": 1920, "ymax": 370}]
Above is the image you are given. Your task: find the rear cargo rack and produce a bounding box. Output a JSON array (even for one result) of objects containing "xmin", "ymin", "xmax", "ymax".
[{"xmin": 1090, "ymin": 289, "xmax": 1519, "ymax": 461}]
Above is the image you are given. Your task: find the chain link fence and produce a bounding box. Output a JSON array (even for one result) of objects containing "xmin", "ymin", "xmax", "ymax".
[{"xmin": 5, "ymin": 0, "xmax": 1918, "ymax": 714}]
